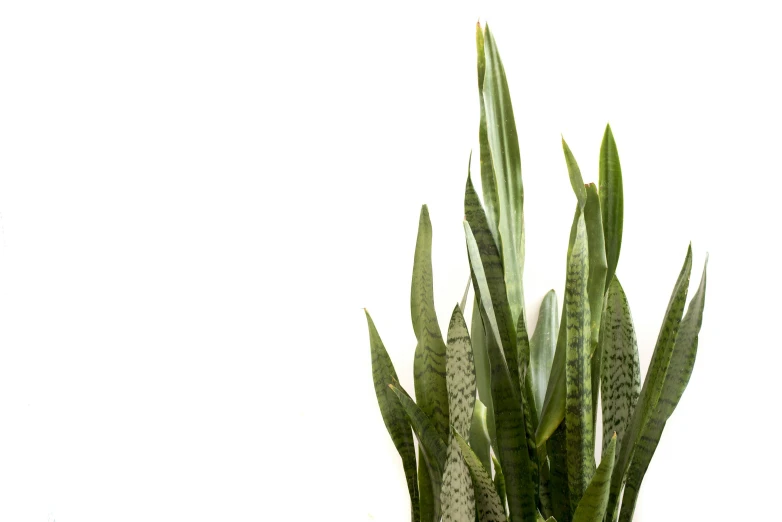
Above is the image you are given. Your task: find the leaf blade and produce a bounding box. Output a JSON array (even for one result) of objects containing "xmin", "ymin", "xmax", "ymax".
[
  {"xmin": 572, "ymin": 435, "xmax": 617, "ymax": 522},
  {"xmin": 599, "ymin": 124, "xmax": 623, "ymax": 292}
]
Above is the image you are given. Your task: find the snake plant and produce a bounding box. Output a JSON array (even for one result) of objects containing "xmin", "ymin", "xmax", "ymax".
[{"xmin": 366, "ymin": 23, "xmax": 707, "ymax": 522}]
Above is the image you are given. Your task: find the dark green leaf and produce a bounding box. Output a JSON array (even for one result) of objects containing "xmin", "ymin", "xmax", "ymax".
[
  {"xmin": 471, "ymin": 295, "xmax": 498, "ymax": 450},
  {"xmin": 366, "ymin": 310, "xmax": 420, "ymax": 522},
  {"xmin": 617, "ymin": 257, "xmax": 707, "ymax": 522},
  {"xmin": 572, "ymin": 434, "xmax": 616, "ymax": 522},
  {"xmin": 599, "ymin": 124, "xmax": 623, "ymax": 292},
  {"xmin": 546, "ymin": 423, "xmax": 570, "ymax": 522},
  {"xmin": 564, "ymin": 212, "xmax": 595, "ymax": 510}
]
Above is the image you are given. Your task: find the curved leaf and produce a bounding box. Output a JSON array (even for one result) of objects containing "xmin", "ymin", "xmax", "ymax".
[
  {"xmin": 564, "ymin": 212, "xmax": 595, "ymax": 509},
  {"xmin": 561, "ymin": 138, "xmax": 586, "ymax": 208},
  {"xmin": 470, "ymin": 399, "xmax": 492, "ymax": 476},
  {"xmin": 366, "ymin": 311, "xmax": 420, "ymax": 522},
  {"xmin": 530, "ymin": 290, "xmax": 558, "ymax": 418},
  {"xmin": 599, "ymin": 124, "xmax": 623, "ymax": 292},
  {"xmin": 572, "ymin": 434, "xmax": 616, "ymax": 522},
  {"xmin": 599, "ymin": 278, "xmax": 640, "ymax": 460},
  {"xmin": 606, "ymin": 245, "xmax": 693, "ymax": 520},
  {"xmin": 454, "ymin": 431, "xmax": 508, "ymax": 522},
  {"xmin": 617, "ymin": 257, "xmax": 708, "ymax": 522}
]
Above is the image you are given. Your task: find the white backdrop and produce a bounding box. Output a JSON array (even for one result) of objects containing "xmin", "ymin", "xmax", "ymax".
[{"xmin": 0, "ymin": 1, "xmax": 779, "ymax": 521}]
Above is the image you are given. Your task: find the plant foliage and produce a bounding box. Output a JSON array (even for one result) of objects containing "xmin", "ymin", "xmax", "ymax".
[{"xmin": 366, "ymin": 23, "xmax": 707, "ymax": 522}]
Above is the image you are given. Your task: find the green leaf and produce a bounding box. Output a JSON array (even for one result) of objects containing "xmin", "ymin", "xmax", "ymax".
[
  {"xmin": 465, "ymin": 172, "xmax": 520, "ymax": 395},
  {"xmin": 492, "ymin": 454, "xmax": 508, "ymax": 518},
  {"xmin": 482, "ymin": 24, "xmax": 526, "ymax": 327},
  {"xmin": 441, "ymin": 305, "xmax": 478, "ymax": 522},
  {"xmin": 411, "ymin": 205, "xmax": 450, "ymax": 441},
  {"xmin": 518, "ymin": 310, "xmax": 541, "ymax": 502},
  {"xmin": 471, "ymin": 295, "xmax": 498, "ymax": 450},
  {"xmin": 617, "ymin": 257, "xmax": 708, "ymax": 522},
  {"xmin": 546, "ymin": 422, "xmax": 571, "ymax": 522},
  {"xmin": 599, "ymin": 124, "xmax": 623, "ymax": 293},
  {"xmin": 564, "ymin": 212, "xmax": 595, "ymax": 510},
  {"xmin": 454, "ymin": 431, "xmax": 508, "ymax": 522},
  {"xmin": 572, "ymin": 434, "xmax": 616, "ymax": 522},
  {"xmin": 599, "ymin": 278, "xmax": 640, "ymax": 460},
  {"xmin": 561, "ymin": 138, "xmax": 586, "ymax": 208},
  {"xmin": 461, "ymin": 275, "xmax": 472, "ymax": 314},
  {"xmin": 475, "ymin": 23, "xmax": 501, "ymax": 252},
  {"xmin": 391, "ymin": 383, "xmax": 448, "ymax": 522},
  {"xmin": 530, "ymin": 290, "xmax": 558, "ymax": 418},
  {"xmin": 470, "ymin": 399, "xmax": 492, "ymax": 477},
  {"xmin": 606, "ymin": 245, "xmax": 693, "ymax": 520},
  {"xmin": 366, "ymin": 310, "xmax": 420, "ymax": 522},
  {"xmin": 465, "ymin": 220, "xmax": 537, "ymax": 522}
]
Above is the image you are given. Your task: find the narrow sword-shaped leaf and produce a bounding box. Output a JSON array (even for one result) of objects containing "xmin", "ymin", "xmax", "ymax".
[
  {"xmin": 583, "ymin": 184, "xmax": 607, "ymax": 431},
  {"xmin": 442, "ymin": 305, "xmax": 478, "ymax": 522},
  {"xmin": 366, "ymin": 310, "xmax": 420, "ymax": 522},
  {"xmin": 470, "ymin": 399, "xmax": 492, "ymax": 477},
  {"xmin": 599, "ymin": 124, "xmax": 623, "ymax": 292},
  {"xmin": 465, "ymin": 172, "xmax": 520, "ymax": 394},
  {"xmin": 482, "ymin": 24, "xmax": 526, "ymax": 327},
  {"xmin": 571, "ymin": 434, "xmax": 616, "ymax": 522},
  {"xmin": 518, "ymin": 310, "xmax": 541, "ymax": 503},
  {"xmin": 530, "ymin": 290, "xmax": 558, "ymax": 418},
  {"xmin": 461, "ymin": 275, "xmax": 472, "ymax": 314},
  {"xmin": 391, "ymin": 383, "xmax": 448, "ymax": 522},
  {"xmin": 606, "ymin": 245, "xmax": 693, "ymax": 520},
  {"xmin": 562, "ymin": 138, "xmax": 587, "ymax": 208},
  {"xmin": 411, "ymin": 205, "xmax": 450, "ymax": 440},
  {"xmin": 454, "ymin": 431, "xmax": 508, "ymax": 522},
  {"xmin": 564, "ymin": 212, "xmax": 594, "ymax": 510},
  {"xmin": 599, "ymin": 277, "xmax": 641, "ymax": 460},
  {"xmin": 475, "ymin": 23, "xmax": 501, "ymax": 252},
  {"xmin": 617, "ymin": 257, "xmax": 708, "ymax": 522},
  {"xmin": 492, "ymin": 454, "xmax": 508, "ymax": 518},
  {"xmin": 466, "ymin": 221, "xmax": 537, "ymax": 522},
  {"xmin": 472, "ymin": 295, "xmax": 498, "ymax": 450}
]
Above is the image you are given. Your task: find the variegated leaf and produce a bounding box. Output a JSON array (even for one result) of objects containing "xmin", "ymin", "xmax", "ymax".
[
  {"xmin": 447, "ymin": 305, "xmax": 476, "ymax": 438},
  {"xmin": 572, "ymin": 434, "xmax": 616, "ymax": 522},
  {"xmin": 454, "ymin": 432, "xmax": 507, "ymax": 522}
]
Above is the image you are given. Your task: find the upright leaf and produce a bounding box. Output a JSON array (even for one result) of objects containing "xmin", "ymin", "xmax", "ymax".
[
  {"xmin": 442, "ymin": 305, "xmax": 477, "ymax": 522},
  {"xmin": 466, "ymin": 221, "xmax": 537, "ymax": 522},
  {"xmin": 465, "ymin": 173, "xmax": 520, "ymax": 395},
  {"xmin": 530, "ymin": 290, "xmax": 558, "ymax": 418},
  {"xmin": 546, "ymin": 423, "xmax": 571, "ymax": 522},
  {"xmin": 366, "ymin": 311, "xmax": 420, "ymax": 522},
  {"xmin": 518, "ymin": 310, "xmax": 541, "ymax": 502},
  {"xmin": 561, "ymin": 138, "xmax": 586, "ymax": 208},
  {"xmin": 493, "ymin": 454, "xmax": 508, "ymax": 518},
  {"xmin": 411, "ymin": 205, "xmax": 450, "ymax": 440},
  {"xmin": 599, "ymin": 124, "xmax": 623, "ymax": 292},
  {"xmin": 571, "ymin": 435, "xmax": 616, "ymax": 522},
  {"xmin": 606, "ymin": 246, "xmax": 693, "ymax": 520},
  {"xmin": 461, "ymin": 276, "xmax": 472, "ymax": 314},
  {"xmin": 617, "ymin": 257, "xmax": 708, "ymax": 522},
  {"xmin": 599, "ymin": 278, "xmax": 640, "ymax": 459},
  {"xmin": 454, "ymin": 432, "xmax": 508, "ymax": 522},
  {"xmin": 564, "ymin": 212, "xmax": 594, "ymax": 510},
  {"xmin": 470, "ymin": 399, "xmax": 492, "ymax": 477},
  {"xmin": 475, "ymin": 23, "xmax": 501, "ymax": 251},
  {"xmin": 482, "ymin": 24, "xmax": 526, "ymax": 327},
  {"xmin": 472, "ymin": 295, "xmax": 498, "ymax": 449}
]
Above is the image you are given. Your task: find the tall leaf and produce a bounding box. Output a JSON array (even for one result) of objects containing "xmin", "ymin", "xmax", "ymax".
[
  {"xmin": 442, "ymin": 305, "xmax": 477, "ymax": 522},
  {"xmin": 561, "ymin": 138, "xmax": 586, "ymax": 208},
  {"xmin": 547, "ymin": 423, "xmax": 571, "ymax": 522},
  {"xmin": 470, "ymin": 399, "xmax": 492, "ymax": 478},
  {"xmin": 571, "ymin": 435, "xmax": 616, "ymax": 522},
  {"xmin": 617, "ymin": 257, "xmax": 708, "ymax": 522},
  {"xmin": 599, "ymin": 124, "xmax": 623, "ymax": 292},
  {"xmin": 606, "ymin": 246, "xmax": 693, "ymax": 520},
  {"xmin": 366, "ymin": 311, "xmax": 420, "ymax": 522},
  {"xmin": 518, "ymin": 310, "xmax": 540, "ymax": 503},
  {"xmin": 466, "ymin": 221, "xmax": 537, "ymax": 522},
  {"xmin": 564, "ymin": 212, "xmax": 594, "ymax": 509},
  {"xmin": 454, "ymin": 432, "xmax": 508, "ymax": 522},
  {"xmin": 411, "ymin": 205, "xmax": 449, "ymax": 521},
  {"xmin": 472, "ymin": 295, "xmax": 498, "ymax": 449},
  {"xmin": 599, "ymin": 278, "xmax": 640, "ymax": 459},
  {"xmin": 481, "ymin": 24, "xmax": 525, "ymax": 327},
  {"xmin": 530, "ymin": 290, "xmax": 558, "ymax": 418}
]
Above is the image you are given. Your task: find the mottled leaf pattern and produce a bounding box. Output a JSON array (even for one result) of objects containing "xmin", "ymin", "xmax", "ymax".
[
  {"xmin": 618, "ymin": 258, "xmax": 708, "ymax": 522},
  {"xmin": 465, "ymin": 220, "xmax": 537, "ymax": 522},
  {"xmin": 442, "ymin": 305, "xmax": 477, "ymax": 522},
  {"xmin": 547, "ymin": 423, "xmax": 571, "ymax": 522},
  {"xmin": 607, "ymin": 246, "xmax": 693, "ymax": 519},
  {"xmin": 454, "ymin": 432, "xmax": 508, "ymax": 522},
  {"xmin": 530, "ymin": 290, "xmax": 558, "ymax": 418},
  {"xmin": 518, "ymin": 309, "xmax": 540, "ymax": 502},
  {"xmin": 564, "ymin": 212, "xmax": 594, "ymax": 510},
  {"xmin": 599, "ymin": 278, "xmax": 640, "ymax": 459},
  {"xmin": 572, "ymin": 435, "xmax": 616, "ymax": 522},
  {"xmin": 482, "ymin": 25, "xmax": 525, "ymax": 327},
  {"xmin": 599, "ymin": 124, "xmax": 623, "ymax": 293},
  {"xmin": 366, "ymin": 311, "xmax": 420, "ymax": 522}
]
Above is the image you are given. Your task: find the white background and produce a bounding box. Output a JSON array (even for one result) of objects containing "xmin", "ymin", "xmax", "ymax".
[{"xmin": 0, "ymin": 1, "xmax": 779, "ymax": 521}]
